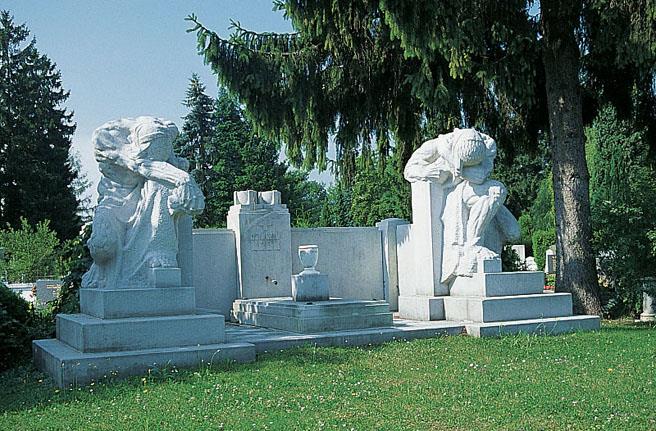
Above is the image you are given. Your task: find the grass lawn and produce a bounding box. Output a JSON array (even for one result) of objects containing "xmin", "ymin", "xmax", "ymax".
[{"xmin": 1, "ymin": 321, "xmax": 654, "ymax": 430}]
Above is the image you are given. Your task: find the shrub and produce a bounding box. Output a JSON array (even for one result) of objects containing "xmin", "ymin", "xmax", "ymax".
[{"xmin": 0, "ymin": 283, "xmax": 51, "ymax": 371}]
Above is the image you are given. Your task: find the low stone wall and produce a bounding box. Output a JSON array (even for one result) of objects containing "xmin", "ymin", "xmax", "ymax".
[
  {"xmin": 291, "ymin": 227, "xmax": 385, "ymax": 301},
  {"xmin": 192, "ymin": 226, "xmax": 388, "ymax": 316},
  {"xmin": 192, "ymin": 229, "xmax": 238, "ymax": 316}
]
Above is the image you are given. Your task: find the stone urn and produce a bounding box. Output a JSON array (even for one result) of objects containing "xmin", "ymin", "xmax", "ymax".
[
  {"xmin": 640, "ymin": 277, "xmax": 656, "ymax": 322},
  {"xmin": 298, "ymin": 244, "xmax": 319, "ymax": 274}
]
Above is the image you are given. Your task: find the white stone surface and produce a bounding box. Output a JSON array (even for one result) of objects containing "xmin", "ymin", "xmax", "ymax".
[
  {"xmin": 79, "ymin": 287, "xmax": 196, "ymax": 319},
  {"xmin": 641, "ymin": 292, "xmax": 655, "ymax": 322},
  {"xmin": 403, "ymin": 128, "xmax": 520, "ymax": 281},
  {"xmin": 227, "ymin": 190, "xmax": 292, "ymax": 298},
  {"xmin": 397, "ymin": 295, "xmax": 445, "ymax": 321},
  {"xmin": 465, "ymin": 315, "xmax": 600, "ymax": 337},
  {"xmin": 33, "ymin": 339, "xmax": 254, "ymax": 388},
  {"xmin": 511, "ymin": 245, "xmax": 526, "ymax": 263},
  {"xmin": 545, "ymin": 249, "xmax": 556, "ymax": 273},
  {"xmin": 150, "ymin": 267, "xmax": 181, "ymax": 288},
  {"xmin": 192, "ymin": 229, "xmax": 238, "ymax": 316},
  {"xmin": 449, "ymin": 271, "xmax": 545, "ymax": 297},
  {"xmin": 444, "ymin": 292, "xmax": 573, "ymax": 323},
  {"xmin": 525, "ymin": 256, "xmax": 539, "ymax": 271},
  {"xmin": 290, "ymin": 227, "xmax": 385, "ymax": 301},
  {"xmin": 232, "ymin": 298, "xmax": 393, "ymax": 333},
  {"xmin": 292, "ymin": 272, "xmax": 330, "ymax": 302},
  {"xmin": 641, "ymin": 278, "xmax": 656, "ymax": 322},
  {"xmin": 82, "ymin": 116, "xmax": 204, "ymax": 290},
  {"xmin": 377, "ymin": 218, "xmax": 409, "ymax": 311},
  {"xmin": 56, "ymin": 313, "xmax": 225, "ymax": 352}
]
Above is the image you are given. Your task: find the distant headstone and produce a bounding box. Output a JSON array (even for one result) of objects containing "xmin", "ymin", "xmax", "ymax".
[
  {"xmin": 545, "ymin": 249, "xmax": 556, "ymax": 274},
  {"xmin": 640, "ymin": 277, "xmax": 656, "ymax": 322},
  {"xmin": 524, "ymin": 256, "xmax": 538, "ymax": 271},
  {"xmin": 511, "ymin": 245, "xmax": 526, "ymax": 263}
]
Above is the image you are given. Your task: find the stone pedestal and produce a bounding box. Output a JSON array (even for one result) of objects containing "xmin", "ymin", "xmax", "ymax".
[
  {"xmin": 227, "ymin": 190, "xmax": 292, "ymax": 298},
  {"xmin": 232, "ymin": 298, "xmax": 393, "ymax": 334},
  {"xmin": 377, "ymin": 218, "xmax": 409, "ymax": 311},
  {"xmin": 443, "ymin": 262, "xmax": 600, "ymax": 336},
  {"xmin": 640, "ymin": 278, "xmax": 656, "ymax": 322},
  {"xmin": 292, "ymin": 272, "xmax": 329, "ymax": 302},
  {"xmin": 396, "ymin": 181, "xmax": 449, "ymax": 320},
  {"xmin": 33, "ymin": 225, "xmax": 252, "ymax": 388}
]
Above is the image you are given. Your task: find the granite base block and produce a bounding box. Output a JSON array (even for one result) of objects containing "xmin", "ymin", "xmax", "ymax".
[
  {"xmin": 444, "ymin": 292, "xmax": 573, "ymax": 323},
  {"xmin": 397, "ymin": 296, "xmax": 445, "ymax": 321},
  {"xmin": 80, "ymin": 287, "xmax": 196, "ymax": 319},
  {"xmin": 465, "ymin": 315, "xmax": 601, "ymax": 337},
  {"xmin": 33, "ymin": 338, "xmax": 255, "ymax": 388},
  {"xmin": 232, "ymin": 298, "xmax": 393, "ymax": 333},
  {"xmin": 56, "ymin": 313, "xmax": 225, "ymax": 353}
]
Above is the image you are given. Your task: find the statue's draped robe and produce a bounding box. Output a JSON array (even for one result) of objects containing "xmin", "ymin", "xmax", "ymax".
[{"xmin": 82, "ymin": 118, "xmax": 200, "ymax": 289}]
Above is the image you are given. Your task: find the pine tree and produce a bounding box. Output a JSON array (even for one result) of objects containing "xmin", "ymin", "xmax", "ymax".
[
  {"xmin": 0, "ymin": 11, "xmax": 80, "ymax": 240},
  {"xmin": 174, "ymin": 74, "xmax": 217, "ymax": 227},
  {"xmin": 175, "ymin": 76, "xmax": 325, "ymax": 227}
]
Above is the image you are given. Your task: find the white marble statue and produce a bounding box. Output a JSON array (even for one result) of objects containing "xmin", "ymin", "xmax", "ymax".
[
  {"xmin": 82, "ymin": 117, "xmax": 205, "ymax": 289},
  {"xmin": 404, "ymin": 128, "xmax": 520, "ymax": 283}
]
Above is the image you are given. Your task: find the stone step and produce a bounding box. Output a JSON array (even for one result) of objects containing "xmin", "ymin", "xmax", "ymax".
[
  {"xmin": 449, "ymin": 271, "xmax": 545, "ymax": 297},
  {"xmin": 443, "ymin": 293, "xmax": 573, "ymax": 323},
  {"xmin": 465, "ymin": 315, "xmax": 601, "ymax": 337},
  {"xmin": 33, "ymin": 338, "xmax": 254, "ymax": 388},
  {"xmin": 232, "ymin": 298, "xmax": 393, "ymax": 333},
  {"xmin": 57, "ymin": 313, "xmax": 225, "ymax": 353},
  {"xmin": 232, "ymin": 298, "xmax": 391, "ymax": 319},
  {"xmin": 80, "ymin": 287, "xmax": 196, "ymax": 319}
]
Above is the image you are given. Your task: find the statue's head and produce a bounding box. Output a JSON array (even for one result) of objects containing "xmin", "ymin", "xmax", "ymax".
[
  {"xmin": 453, "ymin": 128, "xmax": 487, "ymax": 167},
  {"xmin": 130, "ymin": 117, "xmax": 178, "ymax": 162}
]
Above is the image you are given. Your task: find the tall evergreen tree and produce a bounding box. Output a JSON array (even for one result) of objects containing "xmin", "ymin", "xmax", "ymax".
[
  {"xmin": 0, "ymin": 11, "xmax": 80, "ymax": 240},
  {"xmin": 175, "ymin": 76, "xmax": 324, "ymax": 227},
  {"xmin": 174, "ymin": 74, "xmax": 218, "ymax": 227}
]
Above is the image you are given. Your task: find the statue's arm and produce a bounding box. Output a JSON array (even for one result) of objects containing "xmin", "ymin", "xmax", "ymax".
[
  {"xmin": 404, "ymin": 138, "xmax": 450, "ymax": 183},
  {"xmin": 131, "ymin": 160, "xmax": 191, "ymax": 188}
]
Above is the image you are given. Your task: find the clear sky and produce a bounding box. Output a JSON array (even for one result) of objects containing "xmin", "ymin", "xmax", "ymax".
[{"xmin": 0, "ymin": 0, "xmax": 303, "ymax": 201}]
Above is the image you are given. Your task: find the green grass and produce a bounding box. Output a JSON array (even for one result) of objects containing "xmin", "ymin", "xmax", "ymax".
[{"xmin": 1, "ymin": 321, "xmax": 655, "ymax": 430}]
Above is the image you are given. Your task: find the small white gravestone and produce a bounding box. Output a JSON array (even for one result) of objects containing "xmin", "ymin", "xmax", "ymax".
[
  {"xmin": 227, "ymin": 190, "xmax": 292, "ymax": 298},
  {"xmin": 292, "ymin": 245, "xmax": 329, "ymax": 302},
  {"xmin": 640, "ymin": 277, "xmax": 656, "ymax": 322},
  {"xmin": 511, "ymin": 245, "xmax": 526, "ymax": 264},
  {"xmin": 525, "ymin": 256, "xmax": 539, "ymax": 271},
  {"xmin": 545, "ymin": 248, "xmax": 556, "ymax": 274}
]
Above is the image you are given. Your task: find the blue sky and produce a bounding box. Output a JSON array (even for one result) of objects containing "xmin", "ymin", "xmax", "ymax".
[{"xmin": 1, "ymin": 0, "xmax": 302, "ymax": 199}]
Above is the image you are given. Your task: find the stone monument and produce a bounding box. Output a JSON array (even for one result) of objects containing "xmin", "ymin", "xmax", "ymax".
[
  {"xmin": 292, "ymin": 245, "xmax": 329, "ymax": 302},
  {"xmin": 33, "ymin": 117, "xmax": 252, "ymax": 387},
  {"xmin": 227, "ymin": 190, "xmax": 292, "ymax": 298},
  {"xmin": 397, "ymin": 128, "xmax": 600, "ymax": 335},
  {"xmin": 232, "ymin": 243, "xmax": 393, "ymax": 333},
  {"xmin": 640, "ymin": 277, "xmax": 656, "ymax": 322}
]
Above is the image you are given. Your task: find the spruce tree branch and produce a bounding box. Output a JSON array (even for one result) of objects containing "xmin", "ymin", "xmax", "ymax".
[{"xmin": 185, "ymin": 14, "xmax": 317, "ymax": 57}]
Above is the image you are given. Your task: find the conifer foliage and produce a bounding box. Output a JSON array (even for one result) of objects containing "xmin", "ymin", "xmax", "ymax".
[{"xmin": 0, "ymin": 11, "xmax": 80, "ymax": 240}]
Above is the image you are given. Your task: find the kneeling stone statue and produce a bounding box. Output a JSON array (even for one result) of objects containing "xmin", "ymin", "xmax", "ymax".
[
  {"xmin": 404, "ymin": 128, "xmax": 520, "ymax": 283},
  {"xmin": 82, "ymin": 116, "xmax": 205, "ymax": 289}
]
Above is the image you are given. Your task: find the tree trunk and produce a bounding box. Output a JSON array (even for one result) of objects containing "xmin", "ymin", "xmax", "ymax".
[{"xmin": 541, "ymin": 0, "xmax": 603, "ymax": 315}]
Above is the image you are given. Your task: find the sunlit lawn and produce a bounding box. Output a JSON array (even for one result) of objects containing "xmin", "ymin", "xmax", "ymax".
[{"xmin": 1, "ymin": 321, "xmax": 654, "ymax": 430}]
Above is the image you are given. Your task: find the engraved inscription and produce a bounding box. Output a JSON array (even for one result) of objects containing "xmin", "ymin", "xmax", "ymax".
[{"xmin": 249, "ymin": 224, "xmax": 280, "ymax": 251}]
